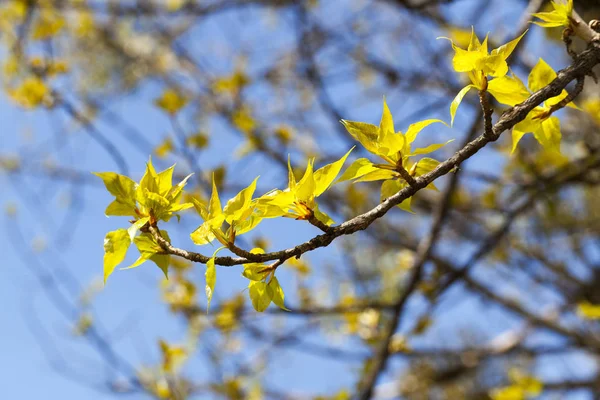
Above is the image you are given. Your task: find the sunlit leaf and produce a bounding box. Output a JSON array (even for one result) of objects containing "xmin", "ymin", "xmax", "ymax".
[
  {"xmin": 450, "ymin": 85, "xmax": 474, "ymax": 126},
  {"xmin": 249, "ymin": 281, "xmax": 272, "ymax": 312},
  {"xmin": 268, "ymin": 277, "xmax": 288, "ymax": 311},
  {"xmin": 337, "ymin": 158, "xmax": 380, "ymax": 182},
  {"xmin": 103, "ymin": 229, "xmax": 131, "ymax": 283},
  {"xmin": 532, "ymin": 0, "xmax": 572, "ymax": 28},
  {"xmin": 404, "ymin": 119, "xmax": 446, "ymax": 145}
]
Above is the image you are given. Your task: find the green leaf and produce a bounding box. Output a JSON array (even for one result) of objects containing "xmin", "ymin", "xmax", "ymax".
[
  {"xmin": 337, "ymin": 158, "xmax": 379, "ymax": 183},
  {"xmin": 268, "ymin": 276, "xmax": 288, "ymax": 311},
  {"xmin": 313, "ymin": 147, "xmax": 354, "ymax": 196},
  {"xmin": 103, "ymin": 229, "xmax": 131, "ymax": 283},
  {"xmin": 450, "ymin": 85, "xmax": 474, "ymax": 126},
  {"xmin": 249, "ymin": 281, "xmax": 272, "ymax": 312}
]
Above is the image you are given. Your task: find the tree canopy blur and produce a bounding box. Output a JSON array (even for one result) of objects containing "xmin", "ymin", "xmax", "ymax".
[{"xmin": 2, "ymin": 0, "xmax": 600, "ymax": 399}]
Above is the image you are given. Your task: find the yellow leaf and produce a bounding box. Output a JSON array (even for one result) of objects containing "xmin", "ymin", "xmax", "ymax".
[
  {"xmin": 337, "ymin": 158, "xmax": 380, "ymax": 182},
  {"xmin": 208, "ymin": 175, "xmax": 223, "ymax": 218},
  {"xmin": 340, "ymin": 120, "xmax": 380, "ymax": 155},
  {"xmin": 313, "ymin": 147, "xmax": 353, "ymax": 196},
  {"xmin": 312, "ymin": 203, "xmax": 335, "ymax": 226},
  {"xmin": 404, "ymin": 119, "xmax": 446, "ymax": 145},
  {"xmin": 532, "ymin": 0, "xmax": 572, "ymax": 28},
  {"xmin": 190, "ymin": 214, "xmax": 225, "ymax": 245},
  {"xmin": 577, "ymin": 301, "xmax": 600, "ymax": 320},
  {"xmin": 446, "ymin": 26, "xmax": 473, "ymax": 49},
  {"xmin": 410, "ymin": 140, "xmax": 453, "ymax": 156},
  {"xmin": 223, "ymin": 176, "xmax": 258, "ymax": 223},
  {"xmin": 488, "ymin": 74, "xmax": 530, "ymax": 106},
  {"xmin": 8, "ymin": 77, "xmax": 49, "ymax": 109},
  {"xmin": 268, "ymin": 276, "xmax": 288, "ymax": 310},
  {"xmin": 412, "ymin": 157, "xmax": 440, "ymax": 176},
  {"xmin": 32, "ymin": 10, "xmax": 65, "ymax": 40},
  {"xmin": 232, "ymin": 105, "xmax": 256, "ymax": 133},
  {"xmin": 490, "ymin": 30, "xmax": 528, "ymax": 61},
  {"xmin": 381, "ymin": 179, "xmax": 402, "ymax": 201},
  {"xmin": 490, "ymin": 386, "xmax": 526, "ymax": 400},
  {"xmin": 154, "ymin": 89, "xmax": 188, "ymax": 115},
  {"xmin": 205, "ymin": 256, "xmax": 216, "ymax": 312},
  {"xmin": 353, "ymin": 169, "xmax": 397, "ymax": 183},
  {"xmin": 379, "ymin": 97, "xmax": 395, "ymax": 136},
  {"xmin": 533, "ymin": 116, "xmax": 561, "ymax": 154},
  {"xmin": 154, "ymin": 138, "xmax": 173, "ymax": 158},
  {"xmin": 93, "ymin": 171, "xmax": 137, "ymax": 214},
  {"xmin": 186, "ymin": 132, "xmax": 209, "ymax": 149},
  {"xmin": 441, "ymin": 29, "xmax": 526, "ymax": 91},
  {"xmin": 242, "ymin": 248, "xmax": 269, "ymax": 281},
  {"xmin": 450, "ymin": 85, "xmax": 474, "ymax": 126},
  {"xmin": 511, "ymin": 128, "xmax": 529, "ymax": 154},
  {"xmin": 124, "ymin": 231, "xmax": 171, "ymax": 277},
  {"xmin": 103, "ymin": 229, "xmax": 131, "ymax": 283},
  {"xmin": 295, "ymin": 159, "xmax": 316, "ymax": 202},
  {"xmin": 583, "ymin": 99, "xmax": 600, "ymax": 126},
  {"xmin": 159, "ymin": 340, "xmax": 187, "ymax": 374},
  {"xmin": 166, "ymin": 0, "xmax": 187, "ymax": 12},
  {"xmin": 249, "ymin": 281, "xmax": 272, "ymax": 312},
  {"xmin": 528, "ymin": 58, "xmax": 557, "ymax": 93}
]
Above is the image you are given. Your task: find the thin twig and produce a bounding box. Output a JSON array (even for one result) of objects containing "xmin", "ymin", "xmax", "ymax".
[{"xmin": 147, "ymin": 43, "xmax": 600, "ymax": 269}]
